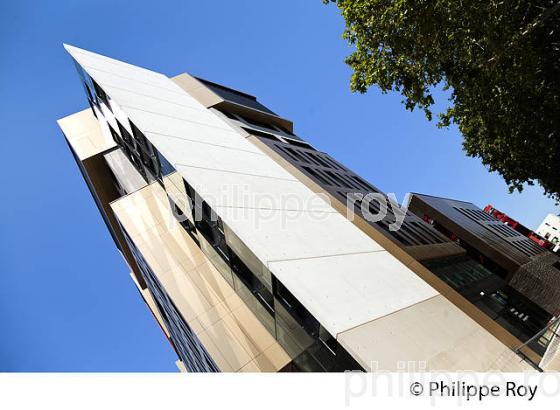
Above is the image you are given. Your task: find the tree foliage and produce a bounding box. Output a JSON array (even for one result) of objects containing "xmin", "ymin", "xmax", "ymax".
[{"xmin": 325, "ymin": 0, "xmax": 560, "ymax": 201}]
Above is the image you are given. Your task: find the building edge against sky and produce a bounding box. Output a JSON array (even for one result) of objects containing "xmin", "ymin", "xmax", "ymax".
[{"xmin": 57, "ymin": 44, "xmax": 560, "ymax": 372}]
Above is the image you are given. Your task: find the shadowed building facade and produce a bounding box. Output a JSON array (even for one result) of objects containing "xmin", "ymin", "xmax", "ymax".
[
  {"xmin": 407, "ymin": 193, "xmax": 560, "ymax": 360},
  {"xmin": 58, "ymin": 44, "xmax": 557, "ymax": 372}
]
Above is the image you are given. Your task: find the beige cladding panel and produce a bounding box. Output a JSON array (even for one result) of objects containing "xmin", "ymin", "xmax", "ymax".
[
  {"xmin": 57, "ymin": 108, "xmax": 116, "ymax": 160},
  {"xmin": 337, "ymin": 295, "xmax": 533, "ymax": 372},
  {"xmin": 162, "ymin": 171, "xmax": 193, "ymax": 224},
  {"xmin": 111, "ymin": 183, "xmax": 290, "ymax": 372},
  {"xmin": 104, "ymin": 149, "xmax": 147, "ymax": 194},
  {"xmin": 171, "ymin": 73, "xmax": 295, "ymax": 133},
  {"xmin": 171, "ymin": 73, "xmax": 223, "ymax": 107},
  {"xmin": 175, "ymin": 360, "xmax": 187, "ymax": 372},
  {"xmin": 543, "ymin": 345, "xmax": 560, "ymax": 371}
]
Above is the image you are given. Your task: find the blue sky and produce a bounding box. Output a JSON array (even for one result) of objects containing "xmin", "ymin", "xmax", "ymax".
[{"xmin": 0, "ymin": 1, "xmax": 558, "ymax": 371}]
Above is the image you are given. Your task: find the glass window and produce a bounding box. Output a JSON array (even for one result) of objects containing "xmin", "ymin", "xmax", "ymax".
[
  {"xmin": 199, "ymin": 233, "xmax": 234, "ymax": 287},
  {"xmin": 156, "ymin": 149, "xmax": 175, "ymax": 176},
  {"xmin": 130, "ymin": 122, "xmax": 151, "ymax": 151},
  {"xmin": 117, "ymin": 121, "xmax": 133, "ymax": 145},
  {"xmin": 274, "ymin": 300, "xmax": 314, "ymax": 359},
  {"xmin": 120, "ymin": 228, "xmax": 219, "ymax": 372},
  {"xmin": 73, "ymin": 59, "xmax": 97, "ymax": 105},
  {"xmin": 230, "ymin": 251, "xmax": 274, "ymax": 313},
  {"xmin": 273, "ymin": 278, "xmax": 319, "ymax": 338},
  {"xmin": 224, "ymin": 224, "xmax": 271, "ymax": 291},
  {"xmin": 92, "ymin": 79, "xmax": 111, "ymax": 111}
]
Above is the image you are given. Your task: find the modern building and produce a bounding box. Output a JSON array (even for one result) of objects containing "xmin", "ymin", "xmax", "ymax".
[
  {"xmin": 484, "ymin": 205, "xmax": 556, "ymax": 252},
  {"xmin": 536, "ymin": 214, "xmax": 560, "ymax": 253},
  {"xmin": 58, "ymin": 44, "xmax": 557, "ymax": 372},
  {"xmin": 407, "ymin": 194, "xmax": 560, "ymax": 361}
]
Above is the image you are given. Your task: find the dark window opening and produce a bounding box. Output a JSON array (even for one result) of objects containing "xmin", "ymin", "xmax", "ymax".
[
  {"xmin": 242, "ymin": 127, "xmax": 280, "ymax": 141},
  {"xmin": 283, "ymin": 138, "xmax": 311, "ymax": 148},
  {"xmin": 230, "ymin": 251, "xmax": 274, "ymax": 315},
  {"xmin": 302, "ymin": 166, "xmax": 332, "ymax": 186},
  {"xmin": 130, "ymin": 121, "xmax": 151, "ymax": 152},
  {"xmin": 423, "ymin": 255, "xmax": 551, "ymax": 353},
  {"xmin": 220, "ymin": 110, "xmax": 240, "ymax": 120},
  {"xmin": 238, "ymin": 114, "xmax": 276, "ymax": 130},
  {"xmin": 92, "ymin": 79, "xmax": 111, "ymax": 111},
  {"xmin": 273, "ymin": 278, "xmax": 319, "ymax": 338},
  {"xmin": 117, "ymin": 122, "xmax": 133, "ymax": 145},
  {"xmin": 155, "ymin": 148, "xmax": 175, "ymax": 177},
  {"xmin": 307, "ymin": 153, "xmax": 334, "ymax": 169}
]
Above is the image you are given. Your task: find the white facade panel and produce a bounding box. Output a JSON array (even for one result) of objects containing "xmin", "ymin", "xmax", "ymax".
[
  {"xmin": 116, "ymin": 108, "xmax": 258, "ymax": 152},
  {"xmin": 71, "ymin": 52, "xmax": 179, "ymax": 91},
  {"xmin": 86, "ymin": 66, "xmax": 200, "ymax": 109},
  {"xmin": 216, "ymin": 207, "xmax": 384, "ymax": 264},
  {"xmin": 174, "ymin": 166, "xmax": 335, "ymax": 212},
  {"xmin": 165, "ymin": 142, "xmax": 290, "ymax": 179},
  {"xmin": 104, "ymin": 87, "xmax": 229, "ymax": 129},
  {"xmin": 268, "ymin": 251, "xmax": 437, "ymax": 335}
]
